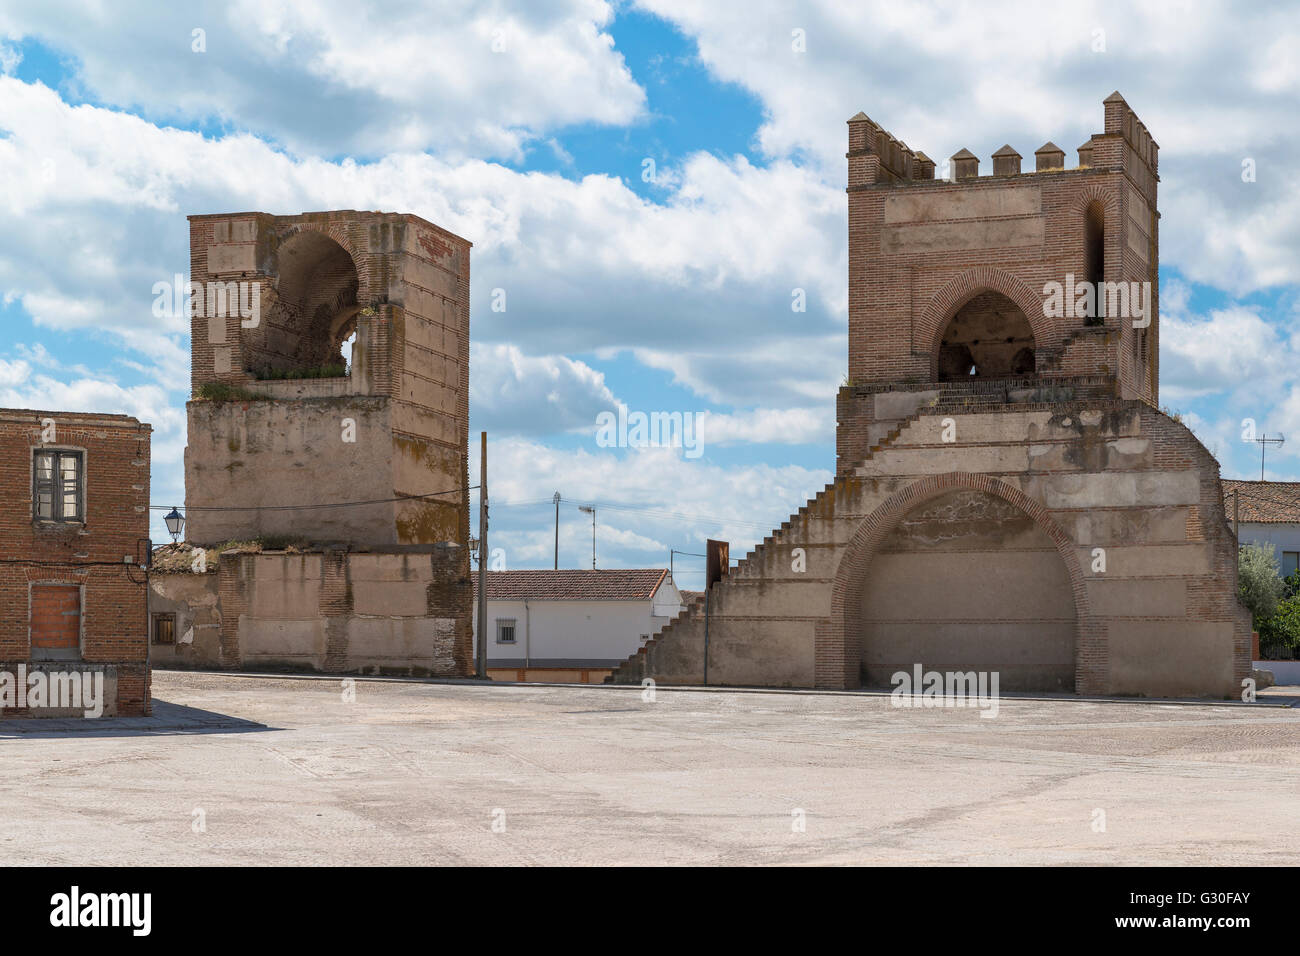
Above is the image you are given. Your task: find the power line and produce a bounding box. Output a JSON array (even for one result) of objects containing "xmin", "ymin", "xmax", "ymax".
[
  {"xmin": 149, "ymin": 486, "xmax": 475, "ymax": 514},
  {"xmin": 494, "ymin": 494, "xmax": 778, "ymax": 532}
]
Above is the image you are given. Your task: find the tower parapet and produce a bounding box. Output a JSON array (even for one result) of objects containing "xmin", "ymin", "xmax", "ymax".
[{"xmin": 843, "ymin": 92, "xmax": 1160, "ymax": 408}]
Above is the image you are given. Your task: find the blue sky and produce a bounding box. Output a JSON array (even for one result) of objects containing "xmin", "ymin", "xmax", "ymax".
[{"xmin": 2, "ymin": 1, "xmax": 1299, "ymax": 590}]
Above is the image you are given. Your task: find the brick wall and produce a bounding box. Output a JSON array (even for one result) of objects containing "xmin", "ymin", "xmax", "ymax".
[
  {"xmin": 0, "ymin": 409, "xmax": 152, "ymax": 717},
  {"xmin": 845, "ymin": 93, "xmax": 1158, "ymax": 406}
]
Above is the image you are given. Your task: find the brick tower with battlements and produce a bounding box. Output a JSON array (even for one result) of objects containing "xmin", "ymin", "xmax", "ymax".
[{"xmin": 609, "ymin": 94, "xmax": 1249, "ymax": 699}]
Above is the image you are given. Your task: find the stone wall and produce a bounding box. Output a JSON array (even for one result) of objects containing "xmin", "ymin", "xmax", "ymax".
[
  {"xmin": 151, "ymin": 547, "xmax": 473, "ymax": 676},
  {"xmin": 611, "ymin": 395, "xmax": 1250, "ymax": 699}
]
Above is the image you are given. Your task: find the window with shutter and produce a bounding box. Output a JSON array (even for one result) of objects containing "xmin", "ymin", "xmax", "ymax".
[{"xmin": 33, "ymin": 450, "xmax": 84, "ymax": 523}]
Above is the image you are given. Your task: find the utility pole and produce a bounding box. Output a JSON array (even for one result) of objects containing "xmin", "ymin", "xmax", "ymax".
[
  {"xmin": 1233, "ymin": 489, "xmax": 1240, "ymax": 544},
  {"xmin": 578, "ymin": 505, "xmax": 596, "ymax": 569},
  {"xmin": 1255, "ymin": 433, "xmax": 1285, "ymax": 480},
  {"xmin": 670, "ymin": 548, "xmax": 705, "ymax": 580},
  {"xmin": 477, "ymin": 432, "xmax": 488, "ymax": 679},
  {"xmin": 553, "ymin": 491, "xmax": 561, "ymax": 570}
]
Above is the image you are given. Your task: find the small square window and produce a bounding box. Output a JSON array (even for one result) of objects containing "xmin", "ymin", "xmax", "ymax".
[
  {"xmin": 496, "ymin": 619, "xmax": 517, "ymax": 644},
  {"xmin": 33, "ymin": 450, "xmax": 84, "ymax": 523},
  {"xmin": 152, "ymin": 613, "xmax": 176, "ymax": 645}
]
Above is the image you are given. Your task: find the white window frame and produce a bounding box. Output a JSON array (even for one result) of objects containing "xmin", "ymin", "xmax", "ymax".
[{"xmin": 496, "ymin": 618, "xmax": 517, "ymax": 644}]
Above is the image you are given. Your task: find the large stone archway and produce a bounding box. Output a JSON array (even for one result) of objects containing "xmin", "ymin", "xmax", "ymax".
[{"xmin": 816, "ymin": 472, "xmax": 1103, "ymax": 692}]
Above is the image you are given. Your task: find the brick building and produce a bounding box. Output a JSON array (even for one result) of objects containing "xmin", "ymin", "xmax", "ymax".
[
  {"xmin": 611, "ymin": 92, "xmax": 1250, "ymax": 698},
  {"xmin": 152, "ymin": 209, "xmax": 475, "ymax": 675},
  {"xmin": 0, "ymin": 409, "xmax": 152, "ymax": 717}
]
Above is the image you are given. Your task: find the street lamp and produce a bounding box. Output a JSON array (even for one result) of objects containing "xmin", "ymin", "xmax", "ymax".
[
  {"xmin": 578, "ymin": 505, "xmax": 596, "ymax": 569},
  {"xmin": 164, "ymin": 507, "xmax": 185, "ymax": 544}
]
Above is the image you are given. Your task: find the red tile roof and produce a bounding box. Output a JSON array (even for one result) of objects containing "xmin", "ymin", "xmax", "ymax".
[
  {"xmin": 1221, "ymin": 480, "xmax": 1300, "ymax": 523},
  {"xmin": 474, "ymin": 569, "xmax": 670, "ymax": 602}
]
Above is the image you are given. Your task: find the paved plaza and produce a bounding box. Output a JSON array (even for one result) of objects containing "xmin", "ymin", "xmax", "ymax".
[{"xmin": 2, "ymin": 671, "xmax": 1297, "ymax": 865}]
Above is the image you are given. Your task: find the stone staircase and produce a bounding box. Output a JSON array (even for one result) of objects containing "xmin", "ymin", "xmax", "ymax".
[{"xmin": 605, "ymin": 396, "xmax": 942, "ymax": 684}]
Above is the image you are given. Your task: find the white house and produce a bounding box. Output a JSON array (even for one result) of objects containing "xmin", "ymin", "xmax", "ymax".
[
  {"xmin": 1222, "ymin": 480, "xmax": 1300, "ymax": 577},
  {"xmin": 472, "ymin": 569, "xmax": 684, "ymax": 682}
]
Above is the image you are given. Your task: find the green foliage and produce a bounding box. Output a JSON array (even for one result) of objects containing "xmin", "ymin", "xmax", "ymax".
[
  {"xmin": 1259, "ymin": 593, "xmax": 1300, "ymax": 659},
  {"xmin": 1238, "ymin": 543, "xmax": 1285, "ymax": 623},
  {"xmin": 253, "ymin": 364, "xmax": 347, "ymax": 381},
  {"xmin": 196, "ymin": 383, "xmax": 266, "ymax": 402}
]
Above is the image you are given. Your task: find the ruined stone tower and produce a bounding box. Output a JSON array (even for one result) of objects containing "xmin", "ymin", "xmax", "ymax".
[
  {"xmin": 610, "ymin": 93, "xmax": 1250, "ymax": 698},
  {"xmin": 185, "ymin": 210, "xmax": 471, "ymax": 551},
  {"xmin": 159, "ymin": 210, "xmax": 474, "ymax": 677}
]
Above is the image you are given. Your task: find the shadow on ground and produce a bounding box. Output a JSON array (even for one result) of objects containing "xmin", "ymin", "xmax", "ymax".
[{"xmin": 0, "ymin": 699, "xmax": 273, "ymax": 739}]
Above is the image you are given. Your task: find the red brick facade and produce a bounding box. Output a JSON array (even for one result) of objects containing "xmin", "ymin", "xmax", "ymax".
[{"xmin": 0, "ymin": 409, "xmax": 152, "ymax": 716}]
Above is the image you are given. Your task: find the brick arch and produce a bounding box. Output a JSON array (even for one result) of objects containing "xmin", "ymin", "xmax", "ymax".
[
  {"xmin": 1069, "ymin": 183, "xmax": 1117, "ymax": 220},
  {"xmin": 275, "ymin": 223, "xmax": 372, "ymax": 306},
  {"xmin": 921, "ymin": 267, "xmax": 1054, "ymax": 378},
  {"xmin": 814, "ymin": 472, "xmax": 1102, "ymax": 692}
]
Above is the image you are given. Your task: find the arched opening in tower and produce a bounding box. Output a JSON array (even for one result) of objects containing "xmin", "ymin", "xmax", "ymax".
[
  {"xmin": 937, "ymin": 291, "xmax": 1036, "ymax": 381},
  {"xmin": 246, "ymin": 230, "xmax": 360, "ymax": 378}
]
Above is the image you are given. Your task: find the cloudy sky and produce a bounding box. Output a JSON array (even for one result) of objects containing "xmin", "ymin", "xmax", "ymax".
[{"xmin": 1, "ymin": 0, "xmax": 1297, "ymax": 589}]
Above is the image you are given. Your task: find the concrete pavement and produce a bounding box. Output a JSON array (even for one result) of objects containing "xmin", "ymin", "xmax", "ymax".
[{"xmin": 2, "ymin": 671, "xmax": 1297, "ymax": 865}]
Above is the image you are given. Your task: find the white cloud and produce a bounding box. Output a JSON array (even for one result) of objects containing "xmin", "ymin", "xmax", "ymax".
[
  {"xmin": 636, "ymin": 0, "xmax": 1300, "ymax": 292},
  {"xmin": 470, "ymin": 343, "xmax": 617, "ymax": 435},
  {"xmin": 697, "ymin": 405, "xmax": 832, "ymax": 447},
  {"xmin": 0, "ymin": 0, "xmax": 646, "ymax": 161},
  {"xmin": 0, "ymin": 76, "xmax": 846, "ymax": 410},
  {"xmin": 1160, "ymin": 305, "xmax": 1294, "ymax": 401},
  {"xmin": 472, "ymin": 436, "xmax": 832, "ymax": 582},
  {"xmin": 1158, "ymin": 281, "xmax": 1300, "ymax": 481},
  {"xmin": 0, "ymin": 39, "xmax": 19, "ymax": 74}
]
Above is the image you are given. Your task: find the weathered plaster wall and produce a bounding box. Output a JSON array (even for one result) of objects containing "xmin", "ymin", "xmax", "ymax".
[
  {"xmin": 612, "ymin": 399, "xmax": 1249, "ymax": 698},
  {"xmin": 151, "ymin": 548, "xmax": 473, "ymax": 676},
  {"xmin": 860, "ymin": 489, "xmax": 1076, "ymax": 690},
  {"xmin": 186, "ymin": 397, "xmax": 395, "ymax": 546}
]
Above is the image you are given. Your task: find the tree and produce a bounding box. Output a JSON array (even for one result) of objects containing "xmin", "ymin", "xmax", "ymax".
[
  {"xmin": 1259, "ymin": 595, "xmax": 1300, "ymax": 658},
  {"xmin": 1238, "ymin": 543, "xmax": 1284, "ymax": 623}
]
